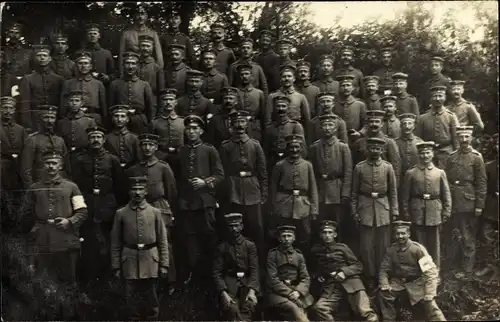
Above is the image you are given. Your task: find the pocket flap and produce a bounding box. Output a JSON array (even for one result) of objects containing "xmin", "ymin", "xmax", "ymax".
[
  {"xmin": 120, "ymin": 256, "xmax": 127, "ymax": 263},
  {"xmin": 464, "ymin": 192, "xmax": 476, "ymax": 200}
]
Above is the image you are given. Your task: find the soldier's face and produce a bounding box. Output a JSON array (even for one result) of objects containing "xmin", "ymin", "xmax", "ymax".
[
  {"xmin": 340, "ymin": 51, "xmax": 353, "ymax": 65},
  {"xmin": 7, "ymin": 28, "xmax": 21, "ymax": 41},
  {"xmin": 395, "ymin": 227, "xmax": 410, "ymax": 245},
  {"xmin": 168, "ymin": 16, "xmax": 181, "ymax": 29},
  {"xmin": 140, "ymin": 141, "xmax": 158, "ymax": 156},
  {"xmin": 275, "ymin": 102, "xmax": 289, "ymax": 115},
  {"xmin": 211, "ymin": 28, "xmax": 225, "ymax": 42},
  {"xmin": 280, "ymin": 71, "xmax": 295, "ymax": 87},
  {"xmin": 77, "ymin": 59, "xmax": 92, "ymax": 74},
  {"xmin": 381, "ymin": 52, "xmax": 392, "ymax": 66},
  {"xmin": 134, "ymin": 12, "xmax": 148, "ymax": 25},
  {"xmin": 260, "ymin": 35, "xmax": 272, "ymax": 49},
  {"xmin": 239, "ymin": 70, "xmax": 252, "ymax": 84},
  {"xmin": 130, "ymin": 185, "xmax": 147, "ymax": 202},
  {"xmin": 278, "ymin": 45, "xmax": 290, "ymax": 57},
  {"xmin": 44, "ymin": 158, "xmax": 63, "ymax": 176},
  {"xmin": 365, "ymin": 82, "xmax": 378, "ymax": 94},
  {"xmin": 450, "ymin": 85, "xmax": 464, "ymax": 99},
  {"xmin": 160, "ymin": 96, "xmax": 176, "ymax": 112},
  {"xmin": 1, "ymin": 104, "xmax": 15, "ymax": 120},
  {"xmin": 401, "ymin": 119, "xmax": 415, "ymax": 134},
  {"xmin": 394, "ymin": 80, "xmax": 407, "ymax": 93},
  {"xmin": 368, "ymin": 145, "xmax": 383, "ymax": 158},
  {"xmin": 88, "ymin": 133, "xmax": 105, "ymax": 149},
  {"xmin": 232, "ymin": 118, "xmax": 248, "ymax": 134},
  {"xmin": 124, "ymin": 60, "xmax": 138, "ymax": 76},
  {"xmin": 320, "ymin": 228, "xmax": 337, "ymax": 244},
  {"xmin": 223, "ymin": 95, "xmax": 237, "ymax": 107},
  {"xmin": 202, "ymin": 53, "xmax": 216, "ymax": 69},
  {"xmin": 430, "ymin": 92, "xmax": 446, "ymax": 106},
  {"xmin": 35, "ymin": 52, "xmax": 52, "ymax": 66},
  {"xmin": 318, "ymin": 98, "xmax": 334, "ymax": 111},
  {"xmin": 321, "ymin": 121, "xmax": 337, "ymax": 138},
  {"xmin": 185, "ymin": 124, "xmax": 203, "ymax": 141},
  {"xmin": 320, "ymin": 61, "xmax": 334, "ymax": 76},
  {"xmin": 187, "ymin": 77, "xmax": 202, "ymax": 90},
  {"xmin": 41, "ymin": 113, "xmax": 57, "ymax": 129},
  {"xmin": 139, "ymin": 42, "xmax": 153, "ymax": 56},
  {"xmin": 419, "ymin": 149, "xmax": 434, "ymax": 165},
  {"xmin": 54, "ymin": 40, "xmax": 68, "ymax": 54},
  {"xmin": 112, "ymin": 112, "xmax": 129, "ymax": 128},
  {"xmin": 228, "ymin": 222, "xmax": 243, "ymax": 237},
  {"xmin": 170, "ymin": 49, "xmax": 184, "ymax": 64},
  {"xmin": 279, "ymin": 231, "xmax": 295, "ymax": 247},
  {"xmin": 429, "ymin": 61, "xmax": 443, "ymax": 74},
  {"xmin": 240, "ymin": 43, "xmax": 253, "ymax": 58},
  {"xmin": 458, "ymin": 133, "xmax": 473, "ymax": 147},
  {"xmin": 87, "ymin": 30, "xmax": 100, "ymax": 43},
  {"xmin": 68, "ymin": 96, "xmax": 83, "ymax": 113},
  {"xmin": 297, "ymin": 68, "xmax": 309, "ymax": 81},
  {"xmin": 368, "ymin": 118, "xmax": 382, "ymax": 131},
  {"xmin": 384, "ymin": 103, "xmax": 396, "ymax": 116},
  {"xmin": 287, "ymin": 142, "xmax": 301, "ymax": 158}
]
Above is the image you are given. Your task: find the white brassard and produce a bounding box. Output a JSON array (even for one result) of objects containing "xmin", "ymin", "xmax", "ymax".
[
  {"xmin": 11, "ymin": 85, "xmax": 20, "ymax": 97},
  {"xmin": 418, "ymin": 255, "xmax": 436, "ymax": 273},
  {"xmin": 71, "ymin": 195, "xmax": 87, "ymax": 210}
]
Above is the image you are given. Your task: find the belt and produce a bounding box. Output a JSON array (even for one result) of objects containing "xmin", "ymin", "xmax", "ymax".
[
  {"xmin": 69, "ymin": 146, "xmax": 85, "ymax": 153},
  {"xmin": 321, "ymin": 173, "xmax": 343, "ymax": 180},
  {"xmin": 281, "ymin": 279, "xmax": 299, "ymax": 286},
  {"xmin": 411, "ymin": 194, "xmax": 440, "ymax": 200},
  {"xmin": 276, "ymin": 151, "xmax": 285, "ymax": 158},
  {"xmin": 127, "ymin": 108, "xmax": 144, "ymax": 115},
  {"xmin": 397, "ymin": 276, "xmax": 419, "ymax": 283},
  {"xmin": 434, "ymin": 143, "xmax": 451, "ymax": 149},
  {"xmin": 230, "ymin": 171, "xmax": 254, "ymax": 178},
  {"xmin": 360, "ymin": 191, "xmax": 387, "ymax": 198},
  {"xmin": 1, "ymin": 153, "xmax": 19, "ymax": 160},
  {"xmin": 167, "ymin": 147, "xmax": 179, "ymax": 153},
  {"xmin": 452, "ymin": 180, "xmax": 474, "ymax": 186},
  {"xmin": 279, "ymin": 189, "xmax": 308, "ymax": 196},
  {"xmin": 226, "ymin": 271, "xmax": 247, "ymax": 279},
  {"xmin": 124, "ymin": 243, "xmax": 157, "ymax": 250}
]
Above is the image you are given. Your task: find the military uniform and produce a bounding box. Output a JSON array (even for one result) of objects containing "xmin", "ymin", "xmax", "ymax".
[
  {"xmin": 382, "ymin": 115, "xmax": 400, "ymax": 139},
  {"xmin": 176, "ymin": 91, "xmax": 214, "ymax": 118},
  {"xmin": 483, "ymin": 157, "xmax": 498, "ymax": 239},
  {"xmin": 4, "ymin": 42, "xmax": 33, "ymax": 77},
  {"xmin": 420, "ymin": 74, "xmax": 451, "ymax": 112},
  {"xmin": 333, "ymin": 95, "xmax": 367, "ymax": 133},
  {"xmin": 229, "ymin": 59, "xmax": 268, "ymax": 97},
  {"xmin": 138, "ymin": 57, "xmax": 165, "ymax": 106},
  {"xmin": 61, "ymin": 74, "xmax": 107, "ymax": 124},
  {"xmin": 164, "ymin": 61, "xmax": 191, "ymax": 97},
  {"xmin": 395, "ymin": 134, "xmax": 423, "ymax": 182},
  {"xmin": 149, "ymin": 112, "xmax": 184, "ymax": 170},
  {"xmin": 160, "ymin": 31, "xmax": 195, "ymax": 68},
  {"xmin": 296, "ymin": 81, "xmax": 321, "ymax": 118},
  {"xmin": 373, "ymin": 69, "xmax": 395, "ymax": 96},
  {"xmin": 395, "ymin": 92, "xmax": 420, "ymax": 117},
  {"xmin": 263, "ymin": 117, "xmax": 304, "ymax": 173},
  {"xmin": 212, "ymin": 44, "xmax": 236, "ymax": 77},
  {"xmin": 334, "ymin": 65, "xmax": 364, "ymax": 98},
  {"xmin": 238, "ymin": 83, "xmax": 266, "ymax": 142},
  {"xmin": 266, "ymin": 87, "xmax": 311, "ymax": 127},
  {"xmin": 104, "ymin": 127, "xmax": 141, "ymax": 170},
  {"xmin": 206, "ymin": 108, "xmax": 233, "ymax": 149},
  {"xmin": 255, "ymin": 30, "xmax": 280, "ymax": 92},
  {"xmin": 119, "ymin": 24, "xmax": 163, "ymax": 75},
  {"xmin": 0, "ymin": 70, "xmax": 20, "ymax": 98},
  {"xmin": 201, "ymin": 65, "xmax": 229, "ymax": 105},
  {"xmin": 447, "ymin": 98, "xmax": 484, "ymax": 132},
  {"xmin": 49, "ymin": 54, "xmax": 76, "ymax": 80},
  {"xmin": 81, "ymin": 24, "xmax": 115, "ymax": 83},
  {"xmin": 364, "ymin": 93, "xmax": 382, "ymax": 111},
  {"xmin": 309, "ymin": 114, "xmax": 349, "ymax": 144}
]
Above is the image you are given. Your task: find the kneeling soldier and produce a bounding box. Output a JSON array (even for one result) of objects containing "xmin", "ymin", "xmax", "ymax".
[
  {"xmin": 213, "ymin": 213, "xmax": 260, "ymax": 321},
  {"xmin": 110, "ymin": 176, "xmax": 169, "ymax": 320},
  {"xmin": 310, "ymin": 220, "xmax": 378, "ymax": 322},
  {"xmin": 378, "ymin": 221, "xmax": 446, "ymax": 321}
]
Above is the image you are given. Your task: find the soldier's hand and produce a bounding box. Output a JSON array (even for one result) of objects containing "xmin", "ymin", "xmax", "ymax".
[
  {"xmin": 288, "ymin": 290, "xmax": 300, "ymax": 301},
  {"xmin": 113, "ymin": 270, "xmax": 121, "ymax": 279},
  {"xmin": 317, "ymin": 276, "xmax": 325, "ymax": 283},
  {"xmin": 335, "ymin": 271, "xmax": 346, "ymax": 282},
  {"xmin": 354, "ymin": 213, "xmax": 361, "ymax": 223},
  {"xmin": 160, "ymin": 267, "xmax": 168, "ymax": 279},
  {"xmin": 423, "ymin": 295, "xmax": 434, "ymax": 301},
  {"xmin": 99, "ymin": 73, "xmax": 110, "ymax": 82},
  {"xmin": 442, "ymin": 216, "xmax": 450, "ymax": 224},
  {"xmin": 191, "ymin": 177, "xmax": 207, "ymax": 189},
  {"xmin": 380, "ymin": 284, "xmax": 391, "ymax": 292},
  {"xmin": 221, "ymin": 291, "xmax": 235, "ymax": 308},
  {"xmin": 349, "ymin": 130, "xmax": 361, "ymax": 138},
  {"xmin": 245, "ymin": 288, "xmax": 258, "ymax": 305},
  {"xmin": 54, "ymin": 217, "xmax": 71, "ymax": 230},
  {"xmin": 474, "ymin": 208, "xmax": 483, "ymax": 217}
]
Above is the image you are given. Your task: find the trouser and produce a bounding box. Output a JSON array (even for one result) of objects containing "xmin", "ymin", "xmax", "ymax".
[
  {"xmin": 413, "ymin": 225, "xmax": 441, "ymax": 268},
  {"xmin": 125, "ymin": 278, "xmax": 159, "ymax": 320},
  {"xmin": 229, "ymin": 203, "xmax": 266, "ymax": 265},
  {"xmin": 311, "ymin": 285, "xmax": 378, "ymax": 321},
  {"xmin": 0, "ymin": 188, "xmax": 23, "ymax": 233},
  {"xmin": 359, "ymin": 225, "xmax": 391, "ymax": 280},
  {"xmin": 273, "ymin": 300, "xmax": 309, "ymax": 322},
  {"xmin": 79, "ymin": 220, "xmax": 114, "ymax": 283},
  {"xmin": 451, "ymin": 212, "xmax": 479, "ymax": 272},
  {"xmin": 378, "ymin": 289, "xmax": 446, "ymax": 321},
  {"xmin": 319, "ymin": 203, "xmax": 349, "ymax": 242},
  {"xmin": 34, "ymin": 250, "xmax": 79, "ymax": 284},
  {"xmin": 220, "ymin": 292, "xmax": 257, "ymax": 321}
]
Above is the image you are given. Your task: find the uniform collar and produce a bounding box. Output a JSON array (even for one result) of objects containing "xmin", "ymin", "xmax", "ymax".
[
  {"xmin": 85, "ymin": 42, "xmax": 102, "ymax": 50},
  {"xmin": 241, "ymin": 84, "xmax": 253, "ymax": 91},
  {"xmin": 339, "ymin": 65, "xmax": 354, "ymax": 71},
  {"xmin": 140, "ymin": 56, "xmax": 156, "ymax": 64},
  {"xmin": 133, "ymin": 25, "xmax": 150, "ymax": 32},
  {"xmin": 236, "ymin": 58, "xmax": 252, "ymax": 65},
  {"xmin": 398, "ymin": 240, "xmax": 412, "ymax": 252},
  {"xmin": 280, "ymin": 86, "xmax": 295, "ymax": 95},
  {"xmin": 339, "ymin": 95, "xmax": 355, "ymax": 104},
  {"xmin": 171, "ymin": 62, "xmax": 186, "ymax": 71},
  {"xmin": 52, "ymin": 54, "xmax": 69, "ymax": 61},
  {"xmin": 78, "ymin": 74, "xmax": 93, "ymax": 81},
  {"xmin": 159, "ymin": 112, "xmax": 178, "ymax": 120},
  {"xmin": 260, "ymin": 49, "xmax": 276, "ymax": 56},
  {"xmin": 205, "ymin": 68, "xmax": 218, "ymax": 76},
  {"xmin": 68, "ymin": 110, "xmax": 85, "ymax": 120},
  {"xmin": 43, "ymin": 174, "xmax": 63, "ymax": 185},
  {"xmin": 2, "ymin": 119, "xmax": 15, "ymax": 127},
  {"xmin": 368, "ymin": 94, "xmax": 380, "ymax": 101},
  {"xmin": 89, "ymin": 147, "xmax": 106, "ymax": 157},
  {"xmin": 129, "ymin": 200, "xmax": 148, "ymax": 210},
  {"xmin": 213, "ymin": 43, "xmax": 227, "ymax": 52},
  {"xmin": 232, "ymin": 133, "xmax": 250, "ymax": 143},
  {"xmin": 450, "ymin": 97, "xmax": 465, "ymax": 105},
  {"xmin": 229, "ymin": 234, "xmax": 245, "ymax": 245},
  {"xmin": 431, "ymin": 106, "xmax": 445, "ymax": 115},
  {"xmin": 113, "ymin": 127, "xmax": 129, "ymax": 135},
  {"xmin": 7, "ymin": 42, "xmax": 22, "ymax": 50},
  {"xmin": 296, "ymin": 80, "xmax": 311, "ymax": 87},
  {"xmin": 418, "ymin": 163, "xmax": 435, "ymax": 170},
  {"xmin": 276, "ymin": 116, "xmax": 290, "ymax": 125},
  {"xmin": 367, "ymin": 157, "xmax": 383, "ymax": 166},
  {"xmin": 401, "ymin": 133, "xmax": 415, "ymax": 141},
  {"xmin": 123, "ymin": 75, "xmax": 139, "ymax": 82},
  {"xmin": 188, "ymin": 91, "xmax": 202, "ymax": 99},
  {"xmin": 140, "ymin": 156, "xmax": 159, "ymax": 167},
  {"xmin": 35, "ymin": 66, "xmax": 52, "ymax": 75},
  {"xmin": 188, "ymin": 140, "xmax": 202, "ymax": 148},
  {"xmin": 278, "ymin": 245, "xmax": 295, "ymax": 254},
  {"xmin": 386, "ymin": 115, "xmax": 397, "ymax": 121},
  {"xmin": 322, "ymin": 136, "xmax": 337, "ymax": 145},
  {"xmin": 320, "ymin": 76, "xmax": 334, "ymax": 83},
  {"xmin": 459, "ymin": 146, "xmax": 473, "ymax": 153},
  {"xmin": 286, "ymin": 156, "xmax": 302, "ymax": 164},
  {"xmin": 397, "ymin": 92, "xmax": 408, "ymax": 99}
]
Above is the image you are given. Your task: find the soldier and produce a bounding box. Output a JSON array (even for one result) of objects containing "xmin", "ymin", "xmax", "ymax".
[
  {"xmin": 335, "ymin": 46, "xmax": 364, "ymax": 98},
  {"xmin": 312, "ymin": 55, "xmax": 339, "ymax": 99},
  {"xmin": 269, "ymin": 134, "xmax": 319, "ymax": 252},
  {"xmin": 392, "ymin": 72, "xmax": 419, "ymax": 118},
  {"xmin": 363, "ymin": 76, "xmax": 382, "ymax": 111},
  {"xmin": 20, "ymin": 105, "xmax": 70, "ymax": 189},
  {"xmin": 3, "ymin": 22, "xmax": 33, "ymax": 77},
  {"xmin": 210, "ymin": 22, "xmax": 236, "ymax": 76},
  {"xmin": 352, "ymin": 110, "xmax": 401, "ymax": 186},
  {"xmin": 206, "ymin": 86, "xmax": 238, "ymax": 149},
  {"xmin": 263, "ymin": 95, "xmax": 305, "ymax": 172},
  {"xmin": 149, "ymin": 89, "xmax": 184, "ymax": 172},
  {"xmin": 0, "ymin": 96, "xmax": 27, "ymax": 232},
  {"xmin": 236, "ymin": 63, "xmax": 266, "ymax": 142},
  {"xmin": 378, "ymin": 221, "xmax": 446, "ymax": 321},
  {"xmin": 352, "ymin": 137, "xmax": 398, "ymax": 290},
  {"xmin": 160, "ymin": 12, "xmax": 196, "ymax": 69},
  {"xmin": 255, "ymin": 30, "xmax": 280, "ymax": 92},
  {"xmin": 309, "ymin": 92, "xmax": 349, "ymax": 144},
  {"xmin": 419, "ymin": 55, "xmax": 451, "ymax": 112},
  {"xmin": 380, "ymin": 96, "xmax": 401, "ymax": 139},
  {"xmin": 104, "ymin": 105, "xmax": 141, "ymax": 171},
  {"xmin": 61, "ymin": 51, "xmax": 107, "ymax": 125},
  {"xmin": 19, "ymin": 44, "xmax": 64, "ymax": 132},
  {"xmin": 213, "ymin": 213, "xmax": 260, "ymax": 321},
  {"xmin": 176, "ymin": 70, "xmax": 214, "ymax": 119},
  {"xmin": 80, "ymin": 23, "xmax": 115, "ymax": 85},
  {"xmin": 0, "ymin": 49, "xmax": 21, "ymax": 98},
  {"xmin": 373, "ymin": 47, "xmax": 396, "ymax": 95},
  {"xmin": 308, "ymin": 114, "xmax": 352, "ymax": 241},
  {"xmin": 445, "ymin": 125, "xmax": 487, "ymax": 275},
  {"xmin": 49, "ymin": 32, "xmax": 76, "ymax": 80},
  {"xmin": 401, "ymin": 141, "xmax": 452, "ymax": 268},
  {"xmin": 395, "ymin": 113, "xmax": 423, "ymax": 184},
  {"xmin": 164, "ymin": 44, "xmax": 191, "ymax": 97},
  {"xmin": 177, "ymin": 115, "xmax": 224, "ymax": 283},
  {"xmin": 266, "ymin": 64, "xmax": 311, "ymax": 128},
  {"xmin": 295, "ymin": 61, "xmax": 321, "ymax": 118},
  {"xmin": 334, "ymin": 74, "xmax": 367, "ymax": 142},
  {"xmin": 229, "ymin": 38, "xmax": 268, "ymax": 97},
  {"xmin": 110, "ymin": 176, "xmax": 169, "ymax": 320},
  {"xmin": 73, "ymin": 125, "xmax": 124, "ymax": 287},
  {"xmin": 265, "ymin": 225, "xmax": 313, "ymax": 322},
  {"xmin": 309, "ymin": 220, "xmax": 378, "ymax": 322},
  {"xmin": 109, "ymin": 51, "xmax": 154, "ymax": 134},
  {"xmin": 126, "ymin": 133, "xmax": 177, "ymax": 293},
  {"xmin": 200, "ymin": 48, "xmax": 229, "ymax": 106},
  {"xmin": 276, "ymin": 39, "xmax": 296, "ymax": 67},
  {"xmin": 219, "ymin": 110, "xmax": 268, "ymax": 262},
  {"xmin": 119, "ymin": 5, "xmax": 163, "ymax": 75},
  {"xmin": 447, "ymin": 80, "xmax": 484, "ymax": 134},
  {"xmin": 138, "ymin": 35, "xmax": 165, "ymax": 107},
  {"xmin": 415, "ymin": 85, "xmax": 459, "ymax": 168}
]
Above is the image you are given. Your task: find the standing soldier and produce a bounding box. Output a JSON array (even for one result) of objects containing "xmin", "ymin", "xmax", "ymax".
[
  {"xmin": 352, "ymin": 137, "xmax": 398, "ymax": 290},
  {"xmin": 0, "ymin": 96, "xmax": 27, "ymax": 232},
  {"xmin": 228, "ymin": 39, "xmax": 268, "ymax": 97},
  {"xmin": 447, "ymin": 80, "xmax": 484, "ymax": 134},
  {"xmin": 309, "ymin": 220, "xmax": 378, "ymax": 322},
  {"xmin": 335, "ymin": 46, "xmax": 364, "ymax": 98},
  {"xmin": 255, "ymin": 30, "xmax": 280, "ymax": 93},
  {"xmin": 266, "ymin": 64, "xmax": 311, "ymax": 128},
  {"xmin": 236, "ymin": 63, "xmax": 266, "ymax": 142},
  {"xmin": 80, "ymin": 23, "xmax": 115, "ymax": 86},
  {"xmin": 109, "ymin": 51, "xmax": 154, "ymax": 134},
  {"xmin": 312, "ymin": 55, "xmax": 339, "ymax": 99},
  {"xmin": 213, "ymin": 213, "xmax": 260, "ymax": 321},
  {"xmin": 265, "ymin": 225, "xmax": 313, "ymax": 322},
  {"xmin": 3, "ymin": 22, "xmax": 33, "ymax": 77},
  {"xmin": 373, "ymin": 47, "xmax": 396, "ymax": 95},
  {"xmin": 308, "ymin": 114, "xmax": 352, "ymax": 241},
  {"xmin": 445, "ymin": 125, "xmax": 487, "ymax": 276},
  {"xmin": 219, "ymin": 110, "xmax": 268, "ymax": 262},
  {"xmin": 164, "ymin": 44, "xmax": 191, "ymax": 97},
  {"xmin": 206, "ymin": 87, "xmax": 238, "ymax": 149},
  {"xmin": 378, "ymin": 221, "xmax": 446, "ymax": 321},
  {"xmin": 276, "ymin": 39, "xmax": 296, "ymax": 67},
  {"xmin": 380, "ymin": 96, "xmax": 401, "ymax": 139},
  {"xmin": 419, "ymin": 55, "xmax": 451, "ymax": 112},
  {"xmin": 363, "ymin": 76, "xmax": 382, "ymax": 111},
  {"xmin": 210, "ymin": 22, "xmax": 236, "ymax": 76},
  {"xmin": 269, "ymin": 134, "xmax": 319, "ymax": 252},
  {"xmin": 334, "ymin": 74, "xmax": 367, "ymax": 142},
  {"xmin": 160, "ymin": 13, "xmax": 196, "ymax": 69},
  {"xmin": 401, "ymin": 141, "xmax": 452, "ymax": 268},
  {"xmin": 20, "ymin": 45, "xmax": 64, "ymax": 132},
  {"xmin": 61, "ymin": 52, "xmax": 107, "ymax": 125},
  {"xmin": 73, "ymin": 125, "xmax": 124, "ymax": 287},
  {"xmin": 395, "ymin": 113, "xmax": 423, "ymax": 184},
  {"xmin": 309, "ymin": 93, "xmax": 349, "ymax": 144},
  {"xmin": 176, "ymin": 70, "xmax": 214, "ymax": 119},
  {"xmin": 110, "ymin": 176, "xmax": 169, "ymax": 321},
  {"xmin": 49, "ymin": 33, "xmax": 76, "ymax": 80},
  {"xmin": 137, "ymin": 35, "xmax": 165, "ymax": 107},
  {"xmin": 415, "ymin": 86, "xmax": 459, "ymax": 169},
  {"xmin": 0, "ymin": 49, "xmax": 21, "ymax": 98},
  {"xmin": 295, "ymin": 61, "xmax": 321, "ymax": 118},
  {"xmin": 20, "ymin": 105, "xmax": 70, "ymax": 189},
  {"xmin": 200, "ymin": 48, "xmax": 229, "ymax": 106},
  {"xmin": 392, "ymin": 73, "xmax": 419, "ymax": 118},
  {"xmin": 177, "ymin": 115, "xmax": 224, "ymax": 283}
]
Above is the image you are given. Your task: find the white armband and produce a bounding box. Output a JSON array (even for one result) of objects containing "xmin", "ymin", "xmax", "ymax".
[
  {"xmin": 418, "ymin": 255, "xmax": 436, "ymax": 273},
  {"xmin": 72, "ymin": 195, "xmax": 87, "ymax": 210},
  {"xmin": 11, "ymin": 85, "xmax": 20, "ymax": 97}
]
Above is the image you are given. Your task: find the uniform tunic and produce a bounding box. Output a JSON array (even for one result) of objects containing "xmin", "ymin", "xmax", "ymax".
[
  {"xmin": 61, "ymin": 75, "xmax": 107, "ymax": 123},
  {"xmin": 446, "ymin": 98, "xmax": 484, "ymax": 132},
  {"xmin": 395, "ymin": 93, "xmax": 420, "ymax": 118},
  {"xmin": 176, "ymin": 91, "xmax": 214, "ymax": 118},
  {"xmin": 149, "ymin": 114, "xmax": 185, "ymax": 158},
  {"xmin": 395, "ymin": 134, "xmax": 423, "ymax": 181},
  {"xmin": 138, "ymin": 57, "xmax": 165, "ymax": 105},
  {"xmin": 160, "ymin": 31, "xmax": 195, "ymax": 68},
  {"xmin": 263, "ymin": 119, "xmax": 304, "ymax": 170},
  {"xmin": 201, "ymin": 68, "xmax": 229, "ymax": 105},
  {"xmin": 164, "ymin": 63, "xmax": 190, "ymax": 97},
  {"xmin": 119, "ymin": 26, "xmax": 163, "ymax": 74},
  {"xmin": 238, "ymin": 85, "xmax": 266, "ymax": 141},
  {"xmin": 308, "ymin": 114, "xmax": 349, "ymax": 144},
  {"xmin": 4, "ymin": 43, "xmax": 33, "ymax": 77},
  {"xmin": 255, "ymin": 49, "xmax": 280, "ymax": 92},
  {"xmin": 56, "ymin": 111, "xmax": 96, "ymax": 155},
  {"xmin": 334, "ymin": 66, "xmax": 364, "ymax": 97},
  {"xmin": 49, "ymin": 55, "xmax": 76, "ymax": 80},
  {"xmin": 312, "ymin": 78, "xmax": 340, "ymax": 100},
  {"xmin": 333, "ymin": 96, "xmax": 367, "ymax": 132},
  {"xmin": 206, "ymin": 110, "xmax": 233, "ymax": 149},
  {"xmin": 266, "ymin": 88, "xmax": 311, "ymax": 126},
  {"xmin": 296, "ymin": 81, "xmax": 321, "ymax": 118},
  {"xmin": 382, "ymin": 116, "xmax": 401, "ymax": 139},
  {"xmin": 0, "ymin": 71, "xmax": 20, "ymax": 97},
  {"xmin": 364, "ymin": 94, "xmax": 382, "ymax": 111},
  {"xmin": 373, "ymin": 66, "xmax": 395, "ymax": 94},
  {"xmin": 419, "ymin": 73, "xmax": 451, "ymax": 112},
  {"xmin": 228, "ymin": 60, "xmax": 268, "ymax": 97},
  {"xmin": 213, "ymin": 45, "xmax": 236, "ymax": 76},
  {"xmin": 81, "ymin": 43, "xmax": 115, "ymax": 79},
  {"xmin": 104, "ymin": 127, "xmax": 141, "ymax": 169}
]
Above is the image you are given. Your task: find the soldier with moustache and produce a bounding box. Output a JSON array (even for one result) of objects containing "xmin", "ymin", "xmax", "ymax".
[
  {"xmin": 312, "ymin": 55, "xmax": 339, "ymax": 100},
  {"xmin": 295, "ymin": 61, "xmax": 321, "ymax": 118},
  {"xmin": 255, "ymin": 30, "xmax": 280, "ymax": 93},
  {"xmin": 334, "ymin": 46, "xmax": 364, "ymax": 98},
  {"xmin": 200, "ymin": 48, "xmax": 229, "ymax": 106},
  {"xmin": 419, "ymin": 55, "xmax": 451, "ymax": 112},
  {"xmin": 380, "ymin": 96, "xmax": 401, "ymax": 139},
  {"xmin": 176, "ymin": 70, "xmax": 215, "ymax": 119},
  {"xmin": 80, "ymin": 23, "xmax": 115, "ymax": 86},
  {"xmin": 363, "ymin": 76, "xmax": 382, "ymax": 111},
  {"xmin": 373, "ymin": 47, "xmax": 397, "ymax": 96},
  {"xmin": 206, "ymin": 86, "xmax": 238, "ymax": 149},
  {"xmin": 160, "ymin": 12, "xmax": 196, "ymax": 69},
  {"xmin": 137, "ymin": 35, "xmax": 166, "ymax": 108},
  {"xmin": 392, "ymin": 73, "xmax": 419, "ymax": 118},
  {"xmin": 49, "ymin": 33, "xmax": 76, "ymax": 80},
  {"xmin": 209, "ymin": 22, "xmax": 236, "ymax": 76},
  {"xmin": 309, "ymin": 92, "xmax": 349, "ymax": 144},
  {"xmin": 164, "ymin": 44, "xmax": 191, "ymax": 97},
  {"xmin": 447, "ymin": 80, "xmax": 484, "ymax": 134},
  {"xmin": 395, "ymin": 113, "xmax": 423, "ymax": 187}
]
